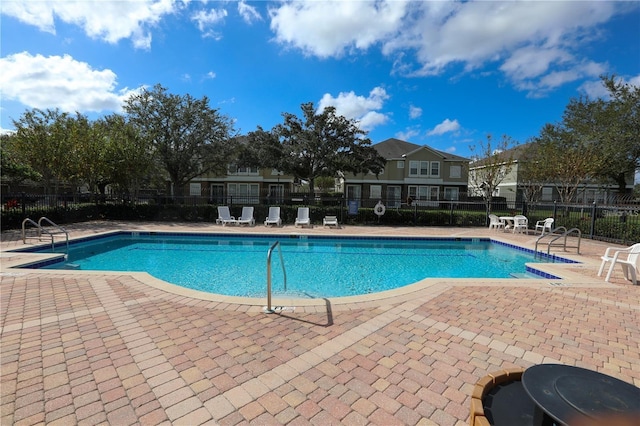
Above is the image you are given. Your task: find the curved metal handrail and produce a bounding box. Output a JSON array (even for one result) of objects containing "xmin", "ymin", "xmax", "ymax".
[
  {"xmin": 535, "ymin": 226, "xmax": 581, "ymax": 258},
  {"xmin": 21, "ymin": 217, "xmax": 69, "ymax": 252},
  {"xmin": 265, "ymin": 241, "xmax": 287, "ymax": 313}
]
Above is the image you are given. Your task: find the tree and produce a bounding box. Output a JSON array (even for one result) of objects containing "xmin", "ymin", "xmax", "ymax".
[
  {"xmin": 11, "ymin": 108, "xmax": 77, "ymax": 196},
  {"xmin": 532, "ymin": 123, "xmax": 598, "ymax": 204},
  {"xmin": 589, "ymin": 76, "xmax": 640, "ymax": 193},
  {"xmin": 268, "ymin": 102, "xmax": 385, "ymax": 194},
  {"xmin": 517, "ymin": 143, "xmax": 548, "ymax": 203},
  {"xmin": 0, "ymin": 133, "xmax": 41, "ymax": 192},
  {"xmin": 123, "ymin": 84, "xmax": 236, "ymax": 197},
  {"xmin": 96, "ymin": 114, "xmax": 158, "ymax": 200},
  {"xmin": 468, "ymin": 134, "xmax": 516, "ymax": 217}
]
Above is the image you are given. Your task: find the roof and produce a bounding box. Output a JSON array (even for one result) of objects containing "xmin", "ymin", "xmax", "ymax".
[
  {"xmin": 373, "ymin": 138, "xmax": 469, "ymax": 162},
  {"xmin": 468, "ymin": 142, "xmax": 536, "ymax": 168}
]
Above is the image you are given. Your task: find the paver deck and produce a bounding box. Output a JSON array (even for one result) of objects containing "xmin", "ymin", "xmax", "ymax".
[{"xmin": 1, "ymin": 221, "xmax": 638, "ymax": 425}]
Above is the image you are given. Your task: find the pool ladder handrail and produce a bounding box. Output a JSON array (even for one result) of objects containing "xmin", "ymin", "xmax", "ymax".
[
  {"xmin": 265, "ymin": 241, "xmax": 287, "ymax": 313},
  {"xmin": 534, "ymin": 226, "xmax": 581, "ymax": 258},
  {"xmin": 22, "ymin": 217, "xmax": 69, "ymax": 252}
]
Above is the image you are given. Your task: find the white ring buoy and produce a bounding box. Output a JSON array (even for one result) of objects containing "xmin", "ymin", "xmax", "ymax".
[{"xmin": 374, "ymin": 202, "xmax": 386, "ymax": 217}]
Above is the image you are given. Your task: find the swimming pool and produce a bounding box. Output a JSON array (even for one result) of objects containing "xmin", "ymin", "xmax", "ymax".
[{"xmin": 13, "ymin": 232, "xmax": 573, "ymax": 298}]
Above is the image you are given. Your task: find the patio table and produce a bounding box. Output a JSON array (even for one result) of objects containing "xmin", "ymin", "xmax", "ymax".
[
  {"xmin": 521, "ymin": 364, "xmax": 640, "ymax": 426},
  {"xmin": 499, "ymin": 216, "xmax": 514, "ymax": 231}
]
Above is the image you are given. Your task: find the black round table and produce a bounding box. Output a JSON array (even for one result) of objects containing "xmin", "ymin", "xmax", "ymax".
[{"xmin": 522, "ymin": 364, "xmax": 640, "ymax": 425}]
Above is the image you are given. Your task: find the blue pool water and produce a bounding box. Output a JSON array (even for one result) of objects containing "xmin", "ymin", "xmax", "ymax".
[{"xmin": 17, "ymin": 232, "xmax": 570, "ymax": 298}]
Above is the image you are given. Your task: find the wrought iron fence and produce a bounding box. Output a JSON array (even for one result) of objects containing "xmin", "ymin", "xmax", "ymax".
[{"xmin": 2, "ymin": 192, "xmax": 638, "ymax": 245}]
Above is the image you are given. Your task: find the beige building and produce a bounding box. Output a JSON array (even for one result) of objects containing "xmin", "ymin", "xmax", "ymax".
[
  {"xmin": 179, "ymin": 166, "xmax": 295, "ymax": 205},
  {"xmin": 342, "ymin": 138, "xmax": 470, "ymax": 208},
  {"xmin": 468, "ymin": 143, "xmax": 635, "ymax": 205}
]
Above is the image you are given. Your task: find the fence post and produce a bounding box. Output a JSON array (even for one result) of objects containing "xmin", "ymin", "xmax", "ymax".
[
  {"xmin": 590, "ymin": 201, "xmax": 597, "ymax": 239},
  {"xmin": 552, "ymin": 201, "xmax": 557, "ymax": 222},
  {"xmin": 449, "ymin": 201, "xmax": 454, "ymax": 226},
  {"xmin": 21, "ymin": 192, "xmax": 26, "ymax": 216}
]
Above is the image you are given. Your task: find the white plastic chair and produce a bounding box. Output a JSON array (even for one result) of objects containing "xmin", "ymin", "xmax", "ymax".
[
  {"xmin": 323, "ymin": 216, "xmax": 339, "ymax": 228},
  {"xmin": 236, "ymin": 207, "xmax": 255, "ymax": 226},
  {"xmin": 512, "ymin": 215, "xmax": 528, "ymax": 234},
  {"xmin": 535, "ymin": 218, "xmax": 554, "ymax": 235},
  {"xmin": 488, "ymin": 214, "xmax": 505, "ymax": 231},
  {"xmin": 264, "ymin": 207, "xmax": 282, "ymax": 227},
  {"xmin": 294, "ymin": 207, "xmax": 311, "ymax": 228},
  {"xmin": 216, "ymin": 206, "xmax": 237, "ymax": 226},
  {"xmin": 598, "ymin": 243, "xmax": 640, "ymax": 285}
]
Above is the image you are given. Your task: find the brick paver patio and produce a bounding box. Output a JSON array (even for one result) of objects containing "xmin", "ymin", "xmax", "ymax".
[{"xmin": 1, "ymin": 222, "xmax": 638, "ymax": 425}]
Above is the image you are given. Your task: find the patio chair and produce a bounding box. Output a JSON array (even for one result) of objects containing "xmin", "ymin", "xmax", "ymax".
[
  {"xmin": 534, "ymin": 218, "xmax": 554, "ymax": 235},
  {"xmin": 264, "ymin": 206, "xmax": 282, "ymax": 227},
  {"xmin": 216, "ymin": 206, "xmax": 237, "ymax": 226},
  {"xmin": 323, "ymin": 215, "xmax": 339, "ymax": 228},
  {"xmin": 236, "ymin": 206, "xmax": 255, "ymax": 226},
  {"xmin": 294, "ymin": 207, "xmax": 311, "ymax": 228},
  {"xmin": 488, "ymin": 214, "xmax": 505, "ymax": 231},
  {"xmin": 512, "ymin": 215, "xmax": 529, "ymax": 234},
  {"xmin": 598, "ymin": 243, "xmax": 640, "ymax": 285}
]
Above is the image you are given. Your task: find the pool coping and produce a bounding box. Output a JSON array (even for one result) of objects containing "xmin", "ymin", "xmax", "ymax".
[{"xmin": 1, "ymin": 229, "xmax": 604, "ymax": 310}]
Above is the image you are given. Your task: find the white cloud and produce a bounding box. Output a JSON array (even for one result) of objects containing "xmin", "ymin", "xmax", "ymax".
[
  {"xmin": 269, "ymin": 0, "xmax": 408, "ymax": 58},
  {"xmin": 579, "ymin": 73, "xmax": 640, "ymax": 99},
  {"xmin": 268, "ymin": 0, "xmax": 629, "ymax": 94},
  {"xmin": 0, "ymin": 52, "xmax": 139, "ymax": 114},
  {"xmin": 1, "ymin": 0, "xmax": 181, "ymax": 49},
  {"xmin": 317, "ymin": 87, "xmax": 390, "ymax": 131},
  {"xmin": 409, "ymin": 105, "xmax": 422, "ymax": 119},
  {"xmin": 238, "ymin": 1, "xmax": 262, "ymax": 24},
  {"xmin": 427, "ymin": 119, "xmax": 460, "ymax": 136},
  {"xmin": 192, "ymin": 7, "xmax": 227, "ymax": 39},
  {"xmin": 395, "ymin": 128, "xmax": 420, "ymax": 141},
  {"xmin": 205, "ymin": 71, "xmax": 217, "ymax": 79}
]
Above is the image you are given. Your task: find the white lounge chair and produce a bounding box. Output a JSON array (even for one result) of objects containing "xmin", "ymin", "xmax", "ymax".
[
  {"xmin": 264, "ymin": 207, "xmax": 282, "ymax": 227},
  {"xmin": 294, "ymin": 207, "xmax": 311, "ymax": 228},
  {"xmin": 323, "ymin": 215, "xmax": 339, "ymax": 228},
  {"xmin": 535, "ymin": 218, "xmax": 554, "ymax": 235},
  {"xmin": 488, "ymin": 214, "xmax": 505, "ymax": 230},
  {"xmin": 237, "ymin": 206, "xmax": 255, "ymax": 226},
  {"xmin": 512, "ymin": 215, "xmax": 528, "ymax": 234},
  {"xmin": 216, "ymin": 206, "xmax": 236, "ymax": 226},
  {"xmin": 598, "ymin": 243, "xmax": 640, "ymax": 285}
]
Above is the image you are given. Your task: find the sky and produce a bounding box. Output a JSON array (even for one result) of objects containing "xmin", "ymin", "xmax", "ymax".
[{"xmin": 1, "ymin": 0, "xmax": 639, "ymax": 161}]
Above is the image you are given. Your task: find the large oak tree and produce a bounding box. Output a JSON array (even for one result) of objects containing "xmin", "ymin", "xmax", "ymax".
[
  {"xmin": 124, "ymin": 84, "xmax": 236, "ymax": 197},
  {"xmin": 246, "ymin": 102, "xmax": 385, "ymax": 194}
]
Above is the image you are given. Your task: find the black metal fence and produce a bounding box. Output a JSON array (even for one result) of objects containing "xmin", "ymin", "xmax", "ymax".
[{"xmin": 2, "ymin": 192, "xmax": 638, "ymax": 245}]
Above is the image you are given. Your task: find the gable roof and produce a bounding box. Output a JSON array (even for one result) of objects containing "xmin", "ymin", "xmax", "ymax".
[
  {"xmin": 374, "ymin": 138, "xmax": 469, "ymax": 162},
  {"xmin": 468, "ymin": 142, "xmax": 536, "ymax": 168}
]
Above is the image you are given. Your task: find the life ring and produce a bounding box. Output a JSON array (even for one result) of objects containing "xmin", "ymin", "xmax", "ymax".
[{"xmin": 374, "ymin": 201, "xmax": 386, "ymax": 217}]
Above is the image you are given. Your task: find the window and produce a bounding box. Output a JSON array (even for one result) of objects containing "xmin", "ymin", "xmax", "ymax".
[
  {"xmin": 189, "ymin": 183, "xmax": 201, "ymax": 196},
  {"xmin": 444, "ymin": 187, "xmax": 459, "ymax": 200},
  {"xmin": 397, "ymin": 161, "xmax": 404, "ymax": 169},
  {"xmin": 228, "ymin": 164, "xmax": 259, "ymax": 175},
  {"xmin": 430, "ymin": 162, "xmax": 440, "ymax": 177},
  {"xmin": 370, "ymin": 185, "xmax": 382, "ymax": 199},
  {"xmin": 210, "ymin": 184, "xmax": 224, "ymax": 203},
  {"xmin": 450, "ymin": 165, "xmax": 461, "ymax": 178},
  {"xmin": 409, "ymin": 186, "xmax": 440, "ymax": 205},
  {"xmin": 228, "ymin": 183, "xmax": 259, "ymax": 204},
  {"xmin": 542, "ymin": 187, "xmax": 553, "ymax": 201},
  {"xmin": 409, "ymin": 161, "xmax": 430, "ymax": 177},
  {"xmin": 268, "ymin": 184, "xmax": 284, "ymax": 203},
  {"xmin": 409, "ymin": 161, "xmax": 419, "ymax": 176},
  {"xmin": 429, "ymin": 187, "xmax": 439, "ymax": 201}
]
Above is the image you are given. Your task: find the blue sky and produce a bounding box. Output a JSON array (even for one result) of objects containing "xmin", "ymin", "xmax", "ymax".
[{"xmin": 1, "ymin": 1, "xmax": 639, "ymax": 161}]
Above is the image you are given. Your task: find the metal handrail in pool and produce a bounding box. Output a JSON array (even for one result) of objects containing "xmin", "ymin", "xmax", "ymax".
[{"xmin": 265, "ymin": 241, "xmax": 287, "ymax": 313}]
